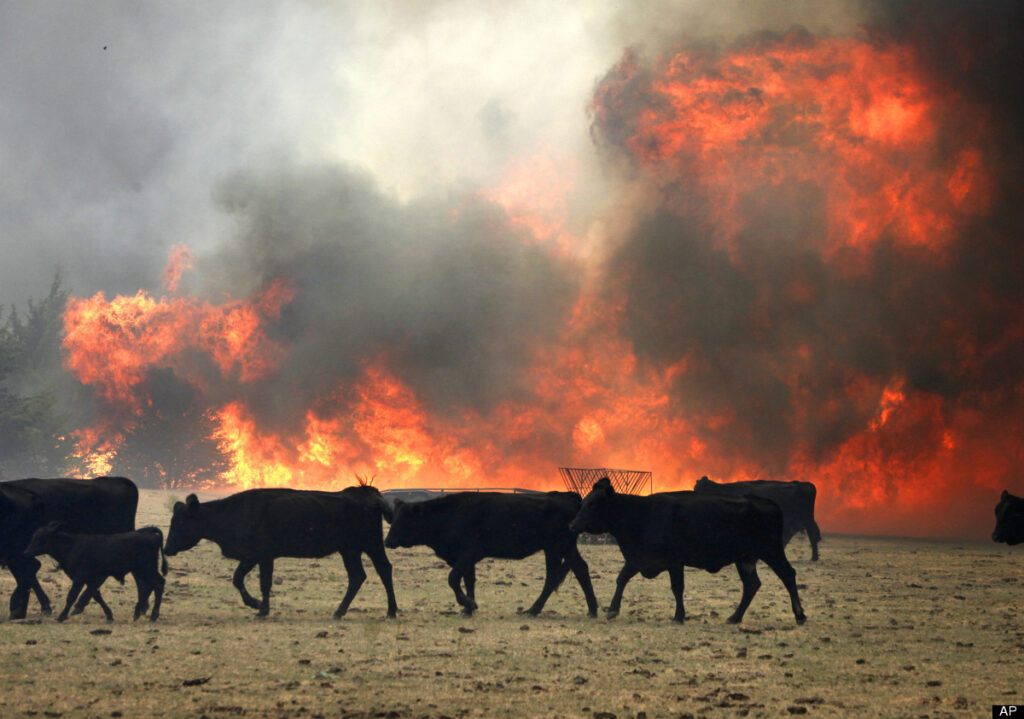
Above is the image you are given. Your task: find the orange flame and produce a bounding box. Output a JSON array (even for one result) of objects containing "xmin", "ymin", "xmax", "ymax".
[
  {"xmin": 55, "ymin": 26, "xmax": 1018, "ymax": 539},
  {"xmin": 592, "ymin": 33, "xmax": 992, "ymax": 262}
]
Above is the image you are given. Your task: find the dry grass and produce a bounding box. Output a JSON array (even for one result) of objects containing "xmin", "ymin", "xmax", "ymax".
[{"xmin": 1, "ymin": 489, "xmax": 1021, "ymax": 718}]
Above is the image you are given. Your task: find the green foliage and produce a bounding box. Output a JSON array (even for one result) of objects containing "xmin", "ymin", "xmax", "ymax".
[{"xmin": 0, "ymin": 274, "xmax": 74, "ymax": 479}]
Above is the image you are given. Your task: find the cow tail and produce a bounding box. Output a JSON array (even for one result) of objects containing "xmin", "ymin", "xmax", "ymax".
[
  {"xmin": 157, "ymin": 529, "xmax": 168, "ymax": 575},
  {"xmin": 140, "ymin": 526, "xmax": 169, "ymax": 575},
  {"xmin": 379, "ymin": 494, "xmax": 395, "ymax": 524}
]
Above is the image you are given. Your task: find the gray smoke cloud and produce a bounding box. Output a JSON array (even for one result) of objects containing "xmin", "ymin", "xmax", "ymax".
[
  {"xmin": 0, "ymin": 0, "xmax": 871, "ymax": 419},
  {"xmin": 205, "ymin": 163, "xmax": 577, "ymax": 426}
]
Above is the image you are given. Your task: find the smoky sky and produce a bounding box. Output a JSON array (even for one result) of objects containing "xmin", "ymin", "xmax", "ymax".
[
  {"xmin": 0, "ymin": 0, "xmax": 874, "ymax": 310},
  {"xmin": 12, "ymin": 0, "xmax": 1022, "ymax": 512},
  {"xmin": 593, "ymin": 0, "xmax": 1024, "ymax": 473},
  {"xmin": 206, "ymin": 164, "xmax": 577, "ymax": 426}
]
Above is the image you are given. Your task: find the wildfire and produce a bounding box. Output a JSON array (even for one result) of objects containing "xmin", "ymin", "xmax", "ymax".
[
  {"xmin": 586, "ymin": 24, "xmax": 1020, "ymax": 537},
  {"xmin": 54, "ymin": 18, "xmax": 1021, "ymax": 539},
  {"xmin": 592, "ymin": 31, "xmax": 992, "ymax": 261}
]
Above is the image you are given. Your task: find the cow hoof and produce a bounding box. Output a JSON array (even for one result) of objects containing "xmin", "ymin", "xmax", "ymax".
[
  {"xmin": 524, "ymin": 607, "xmax": 541, "ymax": 617},
  {"xmin": 795, "ymin": 613, "xmax": 807, "ymax": 625},
  {"xmin": 605, "ymin": 610, "xmax": 619, "ymax": 620},
  {"xmin": 40, "ymin": 607, "xmax": 52, "ymax": 617},
  {"xmin": 70, "ymin": 606, "xmax": 84, "ymax": 616},
  {"xmin": 587, "ymin": 610, "xmax": 598, "ymax": 619},
  {"xmin": 673, "ymin": 616, "xmax": 685, "ymax": 624},
  {"xmin": 56, "ymin": 615, "xmax": 68, "ymax": 623},
  {"xmin": 726, "ymin": 615, "xmax": 742, "ymax": 624}
]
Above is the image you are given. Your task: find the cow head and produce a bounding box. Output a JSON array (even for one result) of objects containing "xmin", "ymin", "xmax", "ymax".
[
  {"xmin": 342, "ymin": 483, "xmax": 394, "ymax": 523},
  {"xmin": 569, "ymin": 477, "xmax": 615, "ymax": 535},
  {"xmin": 23, "ymin": 520, "xmax": 63, "ymax": 558},
  {"xmin": 694, "ymin": 476, "xmax": 714, "ymax": 491},
  {"xmin": 993, "ymin": 490, "xmax": 1024, "ymax": 545},
  {"xmin": 164, "ymin": 494, "xmax": 203, "ymax": 556},
  {"xmin": 383, "ymin": 499, "xmax": 422, "ymax": 548}
]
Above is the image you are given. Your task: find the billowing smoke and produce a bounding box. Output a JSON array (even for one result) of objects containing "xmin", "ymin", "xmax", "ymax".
[
  {"xmin": 5, "ymin": 1, "xmax": 1023, "ymax": 536},
  {"xmin": 589, "ymin": 1, "xmax": 1024, "ymax": 534},
  {"xmin": 207, "ymin": 164, "xmax": 577, "ymax": 424}
]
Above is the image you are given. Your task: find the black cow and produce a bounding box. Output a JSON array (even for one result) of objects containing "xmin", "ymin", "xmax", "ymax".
[
  {"xmin": 0, "ymin": 476, "xmax": 138, "ymax": 619},
  {"xmin": 694, "ymin": 476, "xmax": 822, "ymax": 560},
  {"xmin": 163, "ymin": 484, "xmax": 398, "ymax": 618},
  {"xmin": 24, "ymin": 522, "xmax": 167, "ymax": 622},
  {"xmin": 383, "ymin": 491, "xmax": 598, "ymax": 617},
  {"xmin": 569, "ymin": 478, "xmax": 806, "ymax": 625},
  {"xmin": 993, "ymin": 490, "xmax": 1024, "ymax": 545}
]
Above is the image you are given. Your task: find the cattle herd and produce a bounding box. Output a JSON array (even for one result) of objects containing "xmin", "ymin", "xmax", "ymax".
[{"xmin": 0, "ymin": 475, "xmax": 1022, "ymax": 626}]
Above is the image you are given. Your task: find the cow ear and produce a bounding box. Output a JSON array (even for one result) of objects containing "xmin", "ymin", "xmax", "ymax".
[
  {"xmin": 1002, "ymin": 490, "xmax": 1010, "ymax": 500},
  {"xmin": 45, "ymin": 520, "xmax": 63, "ymax": 532},
  {"xmin": 185, "ymin": 494, "xmax": 200, "ymax": 513}
]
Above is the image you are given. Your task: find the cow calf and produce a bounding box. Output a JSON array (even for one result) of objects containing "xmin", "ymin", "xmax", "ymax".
[{"xmin": 24, "ymin": 521, "xmax": 167, "ymax": 622}]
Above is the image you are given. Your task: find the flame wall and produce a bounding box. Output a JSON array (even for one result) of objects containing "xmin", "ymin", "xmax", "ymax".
[{"xmin": 55, "ymin": 1, "xmax": 1024, "ymax": 538}]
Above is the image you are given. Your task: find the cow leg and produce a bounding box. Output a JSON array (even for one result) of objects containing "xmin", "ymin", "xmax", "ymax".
[
  {"xmin": 727, "ymin": 560, "xmax": 761, "ymax": 624},
  {"xmin": 667, "ymin": 567, "xmax": 687, "ymax": 623},
  {"xmin": 133, "ymin": 574, "xmax": 151, "ymax": 621},
  {"xmin": 57, "ymin": 580, "xmax": 87, "ymax": 622},
  {"xmin": 364, "ymin": 547, "xmax": 398, "ymax": 619},
  {"xmin": 8, "ymin": 557, "xmax": 43, "ymax": 619},
  {"xmin": 71, "ymin": 584, "xmax": 93, "ymax": 615},
  {"xmin": 463, "ymin": 565, "xmax": 476, "ymax": 603},
  {"xmin": 333, "ymin": 550, "xmax": 367, "ymax": 619},
  {"xmin": 88, "ymin": 583, "xmax": 115, "ymax": 622},
  {"xmin": 525, "ymin": 550, "xmax": 568, "ymax": 616},
  {"xmin": 447, "ymin": 563, "xmax": 477, "ymax": 615},
  {"xmin": 70, "ymin": 589, "xmax": 91, "ymax": 615},
  {"xmin": 607, "ymin": 563, "xmax": 640, "ymax": 620},
  {"xmin": 760, "ymin": 551, "xmax": 807, "ymax": 624},
  {"xmin": 566, "ymin": 548, "xmax": 599, "ymax": 618},
  {"xmin": 148, "ymin": 570, "xmax": 164, "ymax": 622},
  {"xmin": 30, "ymin": 576, "xmax": 53, "ymax": 616},
  {"xmin": 806, "ymin": 520, "xmax": 822, "ymax": 561},
  {"xmin": 232, "ymin": 560, "xmax": 261, "ymax": 610},
  {"xmin": 256, "ymin": 560, "xmax": 274, "ymax": 617}
]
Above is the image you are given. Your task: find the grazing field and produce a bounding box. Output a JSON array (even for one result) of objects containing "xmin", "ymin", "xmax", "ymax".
[{"xmin": 1, "ymin": 489, "xmax": 1022, "ymax": 718}]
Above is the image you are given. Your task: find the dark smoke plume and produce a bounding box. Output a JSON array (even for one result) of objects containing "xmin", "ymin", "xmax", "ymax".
[{"xmin": 204, "ymin": 164, "xmax": 578, "ymax": 431}]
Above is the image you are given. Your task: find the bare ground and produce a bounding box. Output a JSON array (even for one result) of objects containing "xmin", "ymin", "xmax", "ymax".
[{"xmin": 0, "ymin": 489, "xmax": 1021, "ymax": 718}]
